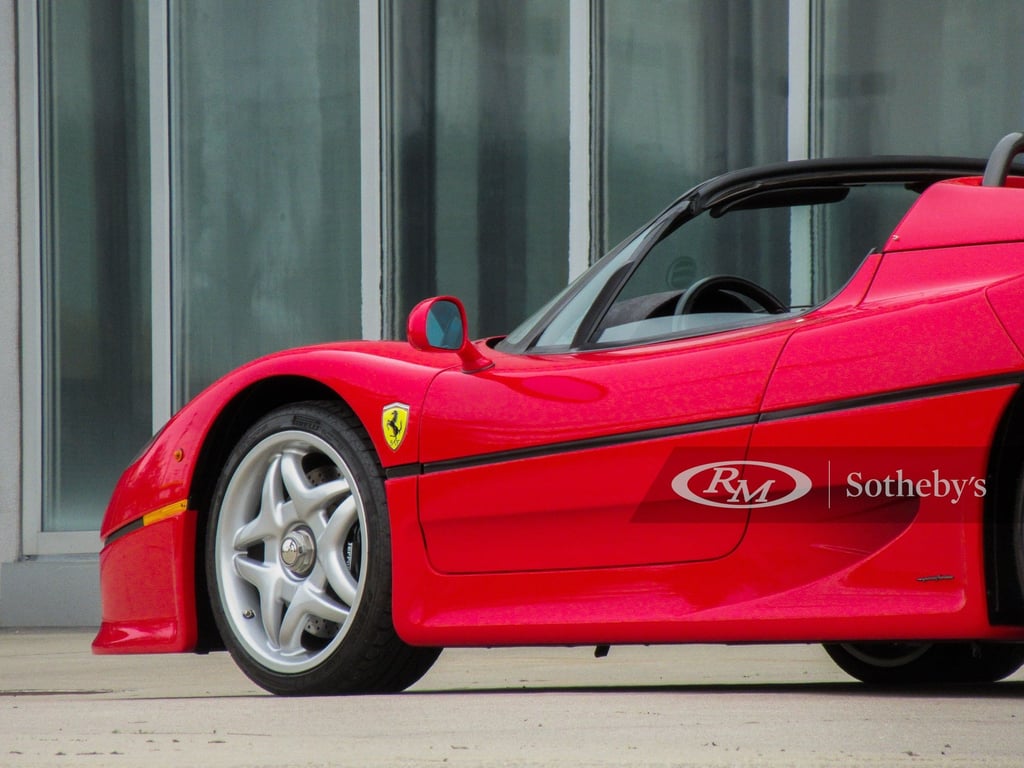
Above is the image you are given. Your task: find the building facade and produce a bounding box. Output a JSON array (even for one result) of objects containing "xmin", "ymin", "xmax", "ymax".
[{"xmin": 1, "ymin": 0, "xmax": 1023, "ymax": 626}]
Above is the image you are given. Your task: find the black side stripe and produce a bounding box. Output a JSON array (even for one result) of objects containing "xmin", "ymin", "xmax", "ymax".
[
  {"xmin": 384, "ymin": 372, "xmax": 1022, "ymax": 479},
  {"xmin": 423, "ymin": 414, "xmax": 755, "ymax": 476},
  {"xmin": 758, "ymin": 372, "xmax": 1022, "ymax": 423},
  {"xmin": 385, "ymin": 414, "xmax": 755, "ymax": 479},
  {"xmin": 103, "ymin": 518, "xmax": 145, "ymax": 547}
]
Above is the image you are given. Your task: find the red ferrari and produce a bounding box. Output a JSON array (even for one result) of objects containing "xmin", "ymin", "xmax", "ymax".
[{"xmin": 95, "ymin": 133, "xmax": 1024, "ymax": 694}]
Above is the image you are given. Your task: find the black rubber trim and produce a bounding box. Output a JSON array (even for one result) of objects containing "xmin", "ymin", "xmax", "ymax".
[
  {"xmin": 102, "ymin": 517, "xmax": 145, "ymax": 548},
  {"xmin": 384, "ymin": 372, "xmax": 1022, "ymax": 479},
  {"xmin": 758, "ymin": 373, "xmax": 1023, "ymax": 424},
  {"xmin": 386, "ymin": 414, "xmax": 757, "ymax": 478},
  {"xmin": 385, "ymin": 463, "xmax": 422, "ymax": 480}
]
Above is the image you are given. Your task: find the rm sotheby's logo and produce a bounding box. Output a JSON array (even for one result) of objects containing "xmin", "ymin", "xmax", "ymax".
[{"xmin": 671, "ymin": 461, "xmax": 812, "ymax": 509}]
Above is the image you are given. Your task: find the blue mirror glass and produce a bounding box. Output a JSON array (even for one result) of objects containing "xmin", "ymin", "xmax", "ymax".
[{"xmin": 426, "ymin": 300, "xmax": 464, "ymax": 350}]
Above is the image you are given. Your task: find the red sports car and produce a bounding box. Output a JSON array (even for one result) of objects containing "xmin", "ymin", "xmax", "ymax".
[{"xmin": 94, "ymin": 133, "xmax": 1024, "ymax": 695}]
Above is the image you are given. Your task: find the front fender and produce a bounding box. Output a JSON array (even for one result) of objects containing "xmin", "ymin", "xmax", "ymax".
[
  {"xmin": 100, "ymin": 341, "xmax": 449, "ymax": 539},
  {"xmin": 93, "ymin": 340, "xmax": 450, "ymax": 654}
]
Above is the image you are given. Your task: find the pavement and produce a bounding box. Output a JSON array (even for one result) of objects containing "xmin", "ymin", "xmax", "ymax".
[{"xmin": 2, "ymin": 628, "xmax": 1024, "ymax": 767}]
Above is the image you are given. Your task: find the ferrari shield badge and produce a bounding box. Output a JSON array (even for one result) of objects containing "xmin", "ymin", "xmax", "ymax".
[{"xmin": 382, "ymin": 402, "xmax": 410, "ymax": 451}]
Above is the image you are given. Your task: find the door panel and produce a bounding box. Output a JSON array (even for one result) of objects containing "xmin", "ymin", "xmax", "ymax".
[{"xmin": 417, "ymin": 330, "xmax": 791, "ymax": 572}]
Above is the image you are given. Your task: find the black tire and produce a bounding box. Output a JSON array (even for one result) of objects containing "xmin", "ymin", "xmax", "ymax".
[
  {"xmin": 1014, "ymin": 465, "xmax": 1024, "ymax": 627},
  {"xmin": 206, "ymin": 401, "xmax": 440, "ymax": 695},
  {"xmin": 823, "ymin": 641, "xmax": 1024, "ymax": 685}
]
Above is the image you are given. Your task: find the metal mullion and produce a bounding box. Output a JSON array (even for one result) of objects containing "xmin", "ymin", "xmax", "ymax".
[
  {"xmin": 788, "ymin": 0, "xmax": 813, "ymax": 307},
  {"xmin": 18, "ymin": 0, "xmax": 43, "ymax": 555},
  {"xmin": 18, "ymin": 0, "xmax": 100, "ymax": 554},
  {"xmin": 568, "ymin": 0, "xmax": 591, "ymax": 281},
  {"xmin": 359, "ymin": 0, "xmax": 382, "ymax": 341},
  {"xmin": 150, "ymin": 0, "xmax": 172, "ymax": 428}
]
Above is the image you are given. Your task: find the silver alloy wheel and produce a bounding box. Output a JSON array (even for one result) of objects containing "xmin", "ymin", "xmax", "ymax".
[{"xmin": 213, "ymin": 429, "xmax": 366, "ymax": 674}]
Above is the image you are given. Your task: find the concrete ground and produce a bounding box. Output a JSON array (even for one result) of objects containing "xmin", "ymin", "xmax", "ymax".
[{"xmin": 2, "ymin": 628, "xmax": 1024, "ymax": 767}]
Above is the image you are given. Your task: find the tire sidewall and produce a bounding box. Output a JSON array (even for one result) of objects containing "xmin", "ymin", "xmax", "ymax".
[
  {"xmin": 824, "ymin": 641, "xmax": 1024, "ymax": 685},
  {"xmin": 206, "ymin": 402, "xmax": 393, "ymax": 695}
]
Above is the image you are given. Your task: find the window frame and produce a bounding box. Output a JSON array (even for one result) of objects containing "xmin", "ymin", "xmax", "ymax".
[{"xmin": 18, "ymin": 0, "xmax": 102, "ymax": 554}]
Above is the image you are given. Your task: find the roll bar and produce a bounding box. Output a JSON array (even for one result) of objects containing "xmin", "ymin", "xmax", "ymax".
[{"xmin": 982, "ymin": 131, "xmax": 1024, "ymax": 187}]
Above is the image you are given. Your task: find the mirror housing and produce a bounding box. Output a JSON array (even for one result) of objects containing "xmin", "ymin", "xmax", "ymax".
[{"xmin": 407, "ymin": 296, "xmax": 494, "ymax": 373}]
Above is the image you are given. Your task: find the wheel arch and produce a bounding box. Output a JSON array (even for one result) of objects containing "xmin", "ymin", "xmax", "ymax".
[
  {"xmin": 188, "ymin": 375, "xmax": 354, "ymax": 651},
  {"xmin": 985, "ymin": 383, "xmax": 1024, "ymax": 625}
]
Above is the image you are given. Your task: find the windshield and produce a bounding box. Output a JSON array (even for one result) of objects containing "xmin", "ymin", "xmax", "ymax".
[
  {"xmin": 501, "ymin": 219, "xmax": 656, "ymax": 348},
  {"xmin": 497, "ymin": 179, "xmax": 922, "ymax": 354}
]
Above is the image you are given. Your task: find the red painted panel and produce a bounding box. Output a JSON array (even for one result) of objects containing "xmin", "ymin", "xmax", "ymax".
[
  {"xmin": 867, "ymin": 243, "xmax": 1024, "ymax": 300},
  {"xmin": 417, "ymin": 332, "xmax": 790, "ymax": 571},
  {"xmin": 92, "ymin": 513, "xmax": 198, "ymax": 654},
  {"xmin": 419, "ymin": 427, "xmax": 752, "ymax": 572},
  {"xmin": 747, "ymin": 386, "xmax": 1016, "ymax": 620},
  {"xmin": 762, "ymin": 290, "xmax": 1023, "ymax": 413},
  {"xmin": 419, "ymin": 331, "xmax": 791, "ymax": 463},
  {"xmin": 887, "ymin": 178, "xmax": 1024, "ymax": 253},
  {"xmin": 988, "ymin": 274, "xmax": 1024, "ymax": 356},
  {"xmin": 100, "ymin": 342, "xmax": 450, "ymax": 537},
  {"xmin": 390, "ymin": 387, "xmax": 1020, "ymax": 646}
]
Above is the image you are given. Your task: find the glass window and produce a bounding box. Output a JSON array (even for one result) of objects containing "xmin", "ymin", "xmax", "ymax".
[
  {"xmin": 171, "ymin": 0, "xmax": 362, "ymax": 401},
  {"xmin": 596, "ymin": 183, "xmax": 918, "ymax": 344},
  {"xmin": 815, "ymin": 0, "xmax": 1024, "ymax": 296},
  {"xmin": 818, "ymin": 0, "xmax": 1024, "ymax": 157},
  {"xmin": 503, "ymin": 175, "xmax": 929, "ymax": 353},
  {"xmin": 39, "ymin": 0, "xmax": 151, "ymax": 531},
  {"xmin": 596, "ymin": 0, "xmax": 790, "ymax": 250},
  {"xmin": 387, "ymin": 0, "xmax": 571, "ymax": 338}
]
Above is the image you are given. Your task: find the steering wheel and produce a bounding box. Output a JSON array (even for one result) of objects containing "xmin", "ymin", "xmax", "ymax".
[{"xmin": 675, "ymin": 275, "xmax": 788, "ymax": 315}]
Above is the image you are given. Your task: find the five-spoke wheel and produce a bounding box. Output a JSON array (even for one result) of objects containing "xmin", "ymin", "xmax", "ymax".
[{"xmin": 206, "ymin": 401, "xmax": 439, "ymax": 695}]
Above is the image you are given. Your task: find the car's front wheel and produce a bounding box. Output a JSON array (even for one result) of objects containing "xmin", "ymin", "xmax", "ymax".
[
  {"xmin": 823, "ymin": 641, "xmax": 1024, "ymax": 685},
  {"xmin": 206, "ymin": 401, "xmax": 440, "ymax": 695}
]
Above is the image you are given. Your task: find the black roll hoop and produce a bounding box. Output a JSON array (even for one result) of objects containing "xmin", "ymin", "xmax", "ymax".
[{"xmin": 982, "ymin": 131, "xmax": 1024, "ymax": 187}]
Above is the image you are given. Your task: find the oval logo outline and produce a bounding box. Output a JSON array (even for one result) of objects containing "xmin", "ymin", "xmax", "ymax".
[{"xmin": 670, "ymin": 460, "xmax": 812, "ymax": 509}]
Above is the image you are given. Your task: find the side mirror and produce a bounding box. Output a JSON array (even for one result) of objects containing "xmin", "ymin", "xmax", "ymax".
[{"xmin": 407, "ymin": 296, "xmax": 494, "ymax": 373}]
